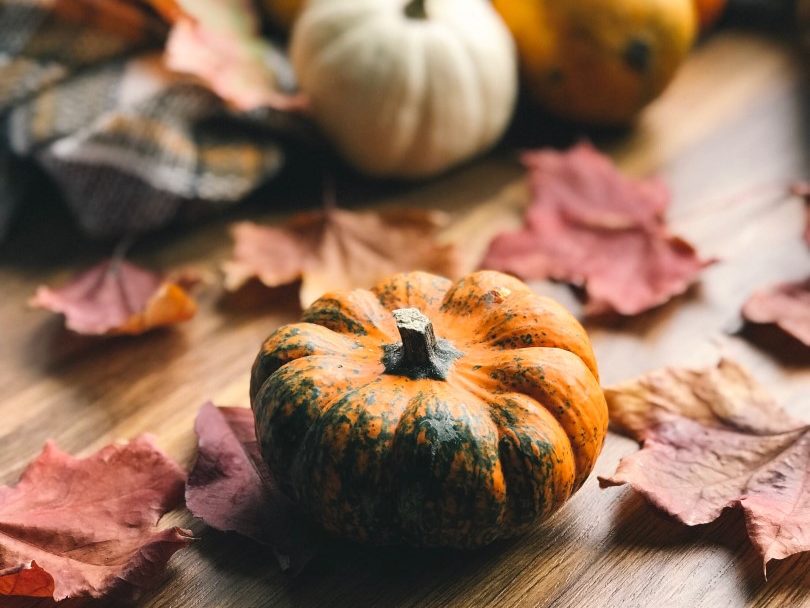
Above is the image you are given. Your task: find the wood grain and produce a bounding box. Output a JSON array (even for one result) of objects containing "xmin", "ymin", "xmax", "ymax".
[{"xmin": 1, "ymin": 31, "xmax": 809, "ymax": 608}]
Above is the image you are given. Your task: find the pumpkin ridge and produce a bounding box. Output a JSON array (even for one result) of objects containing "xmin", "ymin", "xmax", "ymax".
[
  {"xmin": 479, "ymin": 347, "xmax": 607, "ymax": 488},
  {"xmin": 440, "ymin": 379, "xmax": 523, "ymax": 525},
  {"xmin": 489, "ymin": 394, "xmax": 576, "ymax": 524},
  {"xmin": 371, "ymin": 272, "xmax": 452, "ymax": 316},
  {"xmin": 304, "ymin": 5, "xmax": 384, "ymax": 66},
  {"xmin": 449, "ymin": 362, "xmax": 578, "ymax": 519},
  {"xmin": 441, "ymin": 16, "xmax": 496, "ymax": 153},
  {"xmin": 292, "ymin": 377, "xmax": 410, "ymax": 541},
  {"xmin": 301, "ymin": 297, "xmax": 369, "ymax": 336},
  {"xmin": 250, "ymin": 322, "xmax": 370, "ymax": 401},
  {"xmin": 253, "ymin": 355, "xmax": 383, "ymax": 487},
  {"xmin": 391, "ymin": 383, "xmax": 506, "ymax": 545},
  {"xmin": 284, "ymin": 373, "xmax": 383, "ymax": 478},
  {"xmin": 303, "ymin": 291, "xmax": 397, "ymax": 340},
  {"xmin": 392, "ymin": 34, "xmax": 434, "ymax": 174},
  {"xmin": 475, "ymin": 290, "xmax": 598, "ymax": 379}
]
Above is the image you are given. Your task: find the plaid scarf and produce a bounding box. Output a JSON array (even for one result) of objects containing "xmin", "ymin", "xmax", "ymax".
[{"xmin": 0, "ymin": 0, "xmax": 304, "ymax": 240}]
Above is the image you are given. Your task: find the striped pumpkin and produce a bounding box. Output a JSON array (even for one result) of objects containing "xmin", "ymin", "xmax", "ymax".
[{"xmin": 251, "ymin": 271, "xmax": 607, "ymax": 546}]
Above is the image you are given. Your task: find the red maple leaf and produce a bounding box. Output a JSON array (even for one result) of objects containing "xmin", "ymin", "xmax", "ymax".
[
  {"xmin": 186, "ymin": 403, "xmax": 321, "ymax": 573},
  {"xmin": 0, "ymin": 436, "xmax": 191, "ymax": 601},
  {"xmin": 481, "ymin": 143, "xmax": 713, "ymax": 315},
  {"xmin": 30, "ymin": 258, "xmax": 197, "ymax": 335}
]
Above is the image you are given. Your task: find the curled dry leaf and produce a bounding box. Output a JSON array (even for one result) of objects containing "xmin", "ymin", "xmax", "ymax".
[
  {"xmin": 155, "ymin": 0, "xmax": 306, "ymax": 111},
  {"xmin": 481, "ymin": 143, "xmax": 713, "ymax": 315},
  {"xmin": 599, "ymin": 359, "xmax": 810, "ymax": 569},
  {"xmin": 742, "ymin": 278, "xmax": 810, "ymax": 347},
  {"xmin": 223, "ymin": 207, "xmax": 462, "ymax": 308},
  {"xmin": 30, "ymin": 259, "xmax": 197, "ymax": 335},
  {"xmin": 738, "ymin": 184, "xmax": 810, "ymax": 348},
  {"xmin": 186, "ymin": 402, "xmax": 321, "ymax": 573},
  {"xmin": 0, "ymin": 436, "xmax": 190, "ymax": 601}
]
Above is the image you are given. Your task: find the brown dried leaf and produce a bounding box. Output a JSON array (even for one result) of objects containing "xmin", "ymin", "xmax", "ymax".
[
  {"xmin": 605, "ymin": 359, "xmax": 799, "ymax": 440},
  {"xmin": 186, "ymin": 403, "xmax": 321, "ymax": 573},
  {"xmin": 743, "ymin": 278, "xmax": 810, "ymax": 347},
  {"xmin": 223, "ymin": 208, "xmax": 462, "ymax": 308},
  {"xmin": 481, "ymin": 143, "xmax": 713, "ymax": 315},
  {"xmin": 0, "ymin": 436, "xmax": 191, "ymax": 601},
  {"xmin": 600, "ymin": 359, "xmax": 810, "ymax": 568},
  {"xmin": 30, "ymin": 259, "xmax": 197, "ymax": 335}
]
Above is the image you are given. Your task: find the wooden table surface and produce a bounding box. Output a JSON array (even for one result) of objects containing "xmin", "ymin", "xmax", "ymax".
[{"xmin": 2, "ymin": 30, "xmax": 809, "ymax": 608}]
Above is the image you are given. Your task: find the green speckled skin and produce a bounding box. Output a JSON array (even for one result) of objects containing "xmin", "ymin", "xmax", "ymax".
[{"xmin": 250, "ymin": 271, "xmax": 608, "ymax": 547}]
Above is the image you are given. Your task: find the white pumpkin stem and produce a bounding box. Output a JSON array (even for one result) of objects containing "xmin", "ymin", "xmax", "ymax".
[{"xmin": 403, "ymin": 0, "xmax": 428, "ymax": 19}]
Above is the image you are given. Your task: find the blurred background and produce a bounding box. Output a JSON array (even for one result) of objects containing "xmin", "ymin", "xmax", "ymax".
[{"xmin": 0, "ymin": 0, "xmax": 804, "ymax": 247}]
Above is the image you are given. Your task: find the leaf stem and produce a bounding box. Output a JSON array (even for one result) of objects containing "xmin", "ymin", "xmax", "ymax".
[{"xmin": 383, "ymin": 308, "xmax": 462, "ymax": 380}]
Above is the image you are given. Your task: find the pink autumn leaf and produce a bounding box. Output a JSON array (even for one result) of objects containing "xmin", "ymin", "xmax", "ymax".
[
  {"xmin": 481, "ymin": 143, "xmax": 714, "ymax": 316},
  {"xmin": 599, "ymin": 359, "xmax": 810, "ymax": 571},
  {"xmin": 30, "ymin": 258, "xmax": 197, "ymax": 335},
  {"xmin": 0, "ymin": 436, "xmax": 191, "ymax": 601},
  {"xmin": 186, "ymin": 402, "xmax": 321, "ymax": 573},
  {"xmin": 742, "ymin": 278, "xmax": 810, "ymax": 347},
  {"xmin": 159, "ymin": 0, "xmax": 307, "ymax": 111}
]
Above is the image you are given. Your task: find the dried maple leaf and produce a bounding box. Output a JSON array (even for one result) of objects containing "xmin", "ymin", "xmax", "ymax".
[
  {"xmin": 155, "ymin": 0, "xmax": 306, "ymax": 111},
  {"xmin": 0, "ymin": 562, "xmax": 53, "ymax": 598},
  {"xmin": 481, "ymin": 143, "xmax": 713, "ymax": 315},
  {"xmin": 30, "ymin": 258, "xmax": 197, "ymax": 335},
  {"xmin": 742, "ymin": 278, "xmax": 810, "ymax": 347},
  {"xmin": 0, "ymin": 436, "xmax": 191, "ymax": 601},
  {"xmin": 599, "ymin": 359, "xmax": 810, "ymax": 569},
  {"xmin": 186, "ymin": 402, "xmax": 321, "ymax": 572},
  {"xmin": 223, "ymin": 207, "xmax": 462, "ymax": 308}
]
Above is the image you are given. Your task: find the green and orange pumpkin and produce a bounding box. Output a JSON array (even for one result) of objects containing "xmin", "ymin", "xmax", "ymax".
[{"xmin": 250, "ymin": 271, "xmax": 607, "ymax": 547}]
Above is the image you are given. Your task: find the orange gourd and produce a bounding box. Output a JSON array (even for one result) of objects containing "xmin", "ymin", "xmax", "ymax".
[
  {"xmin": 250, "ymin": 271, "xmax": 608, "ymax": 546},
  {"xmin": 493, "ymin": 0, "xmax": 697, "ymax": 125}
]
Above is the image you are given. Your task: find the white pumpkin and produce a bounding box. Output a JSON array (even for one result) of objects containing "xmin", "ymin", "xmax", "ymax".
[{"xmin": 290, "ymin": 0, "xmax": 518, "ymax": 178}]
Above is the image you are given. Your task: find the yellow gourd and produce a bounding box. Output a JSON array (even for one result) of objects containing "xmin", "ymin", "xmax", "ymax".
[
  {"xmin": 693, "ymin": 0, "xmax": 727, "ymax": 30},
  {"xmin": 493, "ymin": 0, "xmax": 697, "ymax": 125}
]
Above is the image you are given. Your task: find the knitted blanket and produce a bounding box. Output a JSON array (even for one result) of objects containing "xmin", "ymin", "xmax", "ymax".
[{"xmin": 0, "ymin": 0, "xmax": 304, "ymax": 240}]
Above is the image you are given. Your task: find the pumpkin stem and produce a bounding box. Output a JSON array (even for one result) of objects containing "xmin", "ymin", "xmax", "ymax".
[
  {"xmin": 393, "ymin": 307, "xmax": 438, "ymax": 367},
  {"xmin": 403, "ymin": 0, "xmax": 428, "ymax": 19},
  {"xmin": 383, "ymin": 308, "xmax": 462, "ymax": 380}
]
